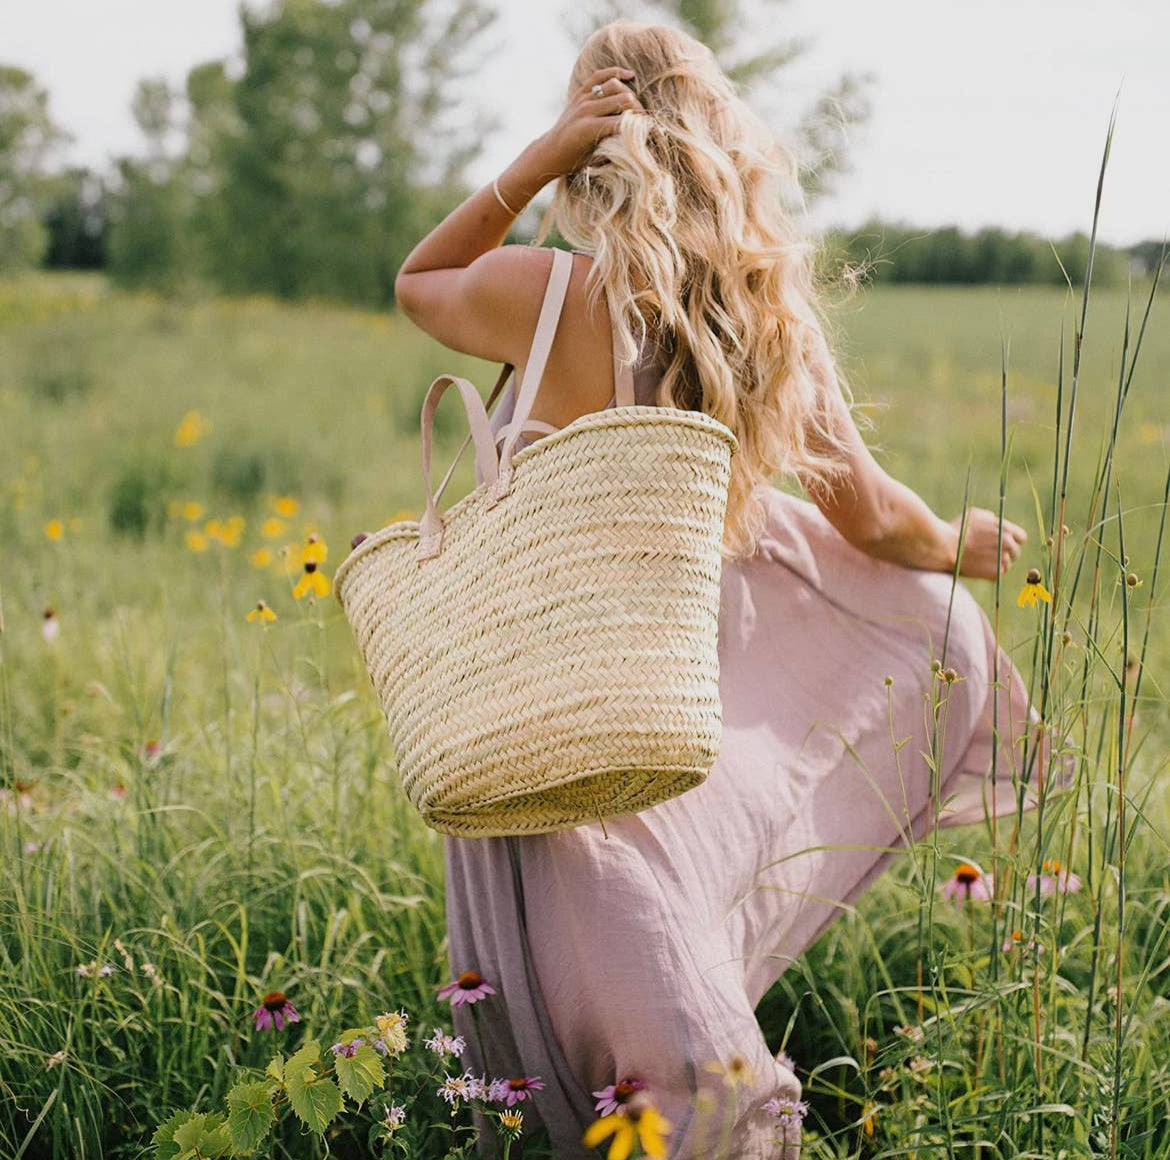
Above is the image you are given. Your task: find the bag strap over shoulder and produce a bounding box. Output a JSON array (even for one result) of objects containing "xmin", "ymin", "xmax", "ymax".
[{"xmin": 492, "ymin": 247, "xmax": 574, "ymax": 498}]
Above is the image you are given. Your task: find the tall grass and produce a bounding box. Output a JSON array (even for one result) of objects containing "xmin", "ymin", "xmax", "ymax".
[{"xmin": 1, "ymin": 119, "xmax": 1167, "ymax": 1156}]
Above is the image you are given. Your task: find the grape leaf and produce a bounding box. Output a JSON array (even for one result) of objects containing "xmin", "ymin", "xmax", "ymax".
[
  {"xmin": 226, "ymin": 1081, "xmax": 276, "ymax": 1154},
  {"xmin": 334, "ymin": 1044, "xmax": 386, "ymax": 1106},
  {"xmin": 285, "ymin": 1043, "xmax": 344, "ymax": 1133}
]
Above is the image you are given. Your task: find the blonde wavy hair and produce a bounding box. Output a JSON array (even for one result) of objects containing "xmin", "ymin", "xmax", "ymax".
[{"xmin": 540, "ymin": 20, "xmax": 855, "ymax": 560}]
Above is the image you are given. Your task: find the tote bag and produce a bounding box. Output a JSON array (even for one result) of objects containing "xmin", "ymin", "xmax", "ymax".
[{"xmin": 334, "ymin": 247, "xmax": 737, "ymax": 837}]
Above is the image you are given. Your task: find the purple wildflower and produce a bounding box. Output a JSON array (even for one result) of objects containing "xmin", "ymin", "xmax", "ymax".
[
  {"xmin": 762, "ymin": 1095, "xmax": 809, "ymax": 1129},
  {"xmin": 253, "ymin": 991, "xmax": 300, "ymax": 1032},
  {"xmin": 502, "ymin": 1076, "xmax": 545, "ymax": 1106},
  {"xmin": 592, "ymin": 1077, "xmax": 648, "ymax": 1117},
  {"xmin": 437, "ymin": 969, "xmax": 497, "ymax": 1006},
  {"xmin": 941, "ymin": 860, "xmax": 994, "ymax": 902}
]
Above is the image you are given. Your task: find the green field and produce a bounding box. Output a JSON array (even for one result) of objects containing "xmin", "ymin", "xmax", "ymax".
[{"xmin": 1, "ymin": 267, "xmax": 1168, "ymax": 1158}]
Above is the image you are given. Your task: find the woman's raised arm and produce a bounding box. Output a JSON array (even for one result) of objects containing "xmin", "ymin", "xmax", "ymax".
[{"xmin": 802, "ymin": 328, "xmax": 1026, "ymax": 580}]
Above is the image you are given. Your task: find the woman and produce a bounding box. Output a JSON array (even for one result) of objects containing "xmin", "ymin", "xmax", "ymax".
[{"xmin": 395, "ymin": 20, "xmax": 1040, "ymax": 1159}]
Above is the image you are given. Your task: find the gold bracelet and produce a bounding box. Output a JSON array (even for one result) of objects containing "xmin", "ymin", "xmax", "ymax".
[{"xmin": 492, "ymin": 176, "xmax": 521, "ymax": 216}]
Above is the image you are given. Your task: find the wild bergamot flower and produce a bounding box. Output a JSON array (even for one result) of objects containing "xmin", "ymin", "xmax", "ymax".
[
  {"xmin": 1017, "ymin": 568, "xmax": 1052, "ymax": 607},
  {"xmin": 373, "ymin": 1010, "xmax": 409, "ymax": 1056}
]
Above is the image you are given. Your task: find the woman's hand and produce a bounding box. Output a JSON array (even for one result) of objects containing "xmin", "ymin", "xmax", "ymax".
[
  {"xmin": 952, "ymin": 509, "xmax": 1026, "ymax": 580},
  {"xmin": 523, "ymin": 68, "xmax": 644, "ymax": 182}
]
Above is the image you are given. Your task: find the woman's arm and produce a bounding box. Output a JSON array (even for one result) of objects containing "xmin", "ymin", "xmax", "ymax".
[
  {"xmin": 804, "ymin": 330, "xmax": 1026, "ymax": 580},
  {"xmin": 393, "ymin": 68, "xmax": 641, "ymax": 363}
]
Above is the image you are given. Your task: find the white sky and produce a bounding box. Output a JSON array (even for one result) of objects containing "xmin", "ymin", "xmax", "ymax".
[{"xmin": 4, "ymin": 0, "xmax": 1167, "ymax": 247}]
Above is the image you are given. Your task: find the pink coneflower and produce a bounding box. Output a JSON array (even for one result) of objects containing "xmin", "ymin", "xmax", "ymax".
[
  {"xmin": 592, "ymin": 1077, "xmax": 647, "ymax": 1117},
  {"xmin": 253, "ymin": 991, "xmax": 300, "ymax": 1032},
  {"xmin": 941, "ymin": 860, "xmax": 994, "ymax": 902},
  {"xmin": 1027, "ymin": 858, "xmax": 1082, "ymax": 896},
  {"xmin": 437, "ymin": 969, "xmax": 497, "ymax": 1006},
  {"xmin": 502, "ymin": 1076, "xmax": 545, "ymax": 1106}
]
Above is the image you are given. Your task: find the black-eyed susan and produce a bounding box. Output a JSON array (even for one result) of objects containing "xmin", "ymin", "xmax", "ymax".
[
  {"xmin": 185, "ymin": 529, "xmax": 209, "ymax": 553},
  {"xmin": 174, "ymin": 410, "xmax": 211, "ymax": 447},
  {"xmin": 582, "ymin": 1092, "xmax": 671, "ymax": 1160},
  {"xmin": 182, "ymin": 501, "xmax": 203, "ymax": 521},
  {"xmin": 246, "ymin": 600, "xmax": 277, "ymax": 625},
  {"xmin": 250, "ymin": 547, "xmax": 273, "ymax": 569},
  {"xmin": 44, "ymin": 518, "xmax": 64, "ymax": 541},
  {"xmin": 1017, "ymin": 568, "xmax": 1052, "ymax": 608},
  {"xmin": 261, "ymin": 517, "xmax": 286, "ymax": 539},
  {"xmin": 293, "ymin": 533, "xmax": 330, "ymax": 600},
  {"xmin": 271, "ymin": 495, "xmax": 300, "ymax": 518}
]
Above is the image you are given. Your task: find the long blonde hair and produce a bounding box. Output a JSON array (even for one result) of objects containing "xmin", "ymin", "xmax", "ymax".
[{"xmin": 541, "ymin": 20, "xmax": 854, "ymax": 560}]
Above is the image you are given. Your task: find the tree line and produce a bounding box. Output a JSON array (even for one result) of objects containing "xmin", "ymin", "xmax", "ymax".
[{"xmin": 2, "ymin": 0, "xmax": 1160, "ymax": 303}]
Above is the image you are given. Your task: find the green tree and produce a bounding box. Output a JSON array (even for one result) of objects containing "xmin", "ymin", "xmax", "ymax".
[
  {"xmin": 106, "ymin": 77, "xmax": 197, "ymax": 291},
  {"xmin": 204, "ymin": 0, "xmax": 493, "ymax": 304},
  {"xmin": 0, "ymin": 65, "xmax": 69, "ymax": 270},
  {"xmin": 582, "ymin": 0, "xmax": 874, "ymax": 203},
  {"xmin": 43, "ymin": 165, "xmax": 109, "ymax": 269}
]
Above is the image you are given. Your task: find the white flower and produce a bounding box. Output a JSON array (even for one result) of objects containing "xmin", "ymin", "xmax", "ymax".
[
  {"xmin": 438, "ymin": 1072, "xmax": 473, "ymax": 1105},
  {"xmin": 423, "ymin": 1028, "xmax": 466, "ymax": 1057}
]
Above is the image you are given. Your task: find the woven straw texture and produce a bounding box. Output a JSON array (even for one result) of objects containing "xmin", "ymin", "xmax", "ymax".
[{"xmin": 334, "ymin": 403, "xmax": 736, "ymax": 837}]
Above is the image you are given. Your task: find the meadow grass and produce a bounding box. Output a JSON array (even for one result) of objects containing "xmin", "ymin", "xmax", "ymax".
[{"xmin": 1, "ymin": 191, "xmax": 1168, "ymax": 1154}]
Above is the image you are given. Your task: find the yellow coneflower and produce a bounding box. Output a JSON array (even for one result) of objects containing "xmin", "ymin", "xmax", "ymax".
[
  {"xmin": 174, "ymin": 410, "xmax": 211, "ymax": 447},
  {"xmin": 293, "ymin": 534, "xmax": 330, "ymax": 599},
  {"xmin": 583, "ymin": 1094, "xmax": 672, "ymax": 1160},
  {"xmin": 1017, "ymin": 568, "xmax": 1052, "ymax": 608},
  {"xmin": 182, "ymin": 501, "xmax": 204, "ymax": 521},
  {"xmin": 261, "ymin": 517, "xmax": 286, "ymax": 539},
  {"xmin": 251, "ymin": 547, "xmax": 273, "ymax": 569},
  {"xmin": 44, "ymin": 519, "xmax": 64, "ymax": 541},
  {"xmin": 186, "ymin": 530, "xmax": 209, "ymax": 553},
  {"xmin": 293, "ymin": 565, "xmax": 330, "ymax": 599},
  {"xmin": 246, "ymin": 600, "xmax": 277, "ymax": 625},
  {"xmin": 271, "ymin": 495, "xmax": 300, "ymax": 518}
]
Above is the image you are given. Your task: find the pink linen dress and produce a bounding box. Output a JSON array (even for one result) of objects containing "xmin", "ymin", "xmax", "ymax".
[{"xmin": 443, "ymin": 260, "xmax": 1041, "ymax": 1159}]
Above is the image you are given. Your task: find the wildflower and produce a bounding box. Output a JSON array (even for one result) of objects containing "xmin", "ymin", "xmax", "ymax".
[
  {"xmin": 762, "ymin": 1095, "xmax": 808, "ymax": 1129},
  {"xmin": 204, "ymin": 516, "xmax": 244, "ymax": 548},
  {"xmin": 860, "ymin": 1101, "xmax": 878, "ymax": 1138},
  {"xmin": 186, "ymin": 530, "xmax": 209, "ymax": 553},
  {"xmin": 438, "ymin": 969, "xmax": 497, "ymax": 1006},
  {"xmin": 271, "ymin": 495, "xmax": 300, "ymax": 518},
  {"xmin": 251, "ymin": 547, "xmax": 274, "ymax": 568},
  {"xmin": 502, "ymin": 1076, "xmax": 545, "ymax": 1106},
  {"xmin": 41, "ymin": 606, "xmax": 59, "ymax": 644},
  {"xmin": 485, "ymin": 1077, "xmax": 512, "ymax": 1103},
  {"xmin": 776, "ymin": 1049, "xmax": 797, "ymax": 1073},
  {"xmin": 174, "ymin": 410, "xmax": 210, "ymax": 447},
  {"xmin": 423, "ymin": 1028, "xmax": 466, "ymax": 1058},
  {"xmin": 373, "ymin": 1010, "xmax": 409, "ymax": 1056},
  {"xmin": 293, "ymin": 533, "xmax": 330, "ymax": 599},
  {"xmin": 464, "ymin": 1075, "xmax": 487, "ymax": 1100},
  {"xmin": 1028, "ymin": 858, "xmax": 1082, "ymax": 896},
  {"xmin": 110, "ymin": 783, "xmax": 127, "ymax": 799},
  {"xmin": 1125, "ymin": 572, "xmax": 1142, "ymax": 589},
  {"xmin": 44, "ymin": 518, "xmax": 64, "ymax": 541},
  {"xmin": 1017, "ymin": 568, "xmax": 1052, "ymax": 608},
  {"xmin": 253, "ymin": 991, "xmax": 299, "ymax": 1032},
  {"xmin": 1002, "ymin": 929, "xmax": 1045, "ymax": 955},
  {"xmin": 941, "ymin": 860, "xmax": 993, "ymax": 902},
  {"xmin": 907, "ymin": 1056, "xmax": 934, "ymax": 1079},
  {"xmin": 262, "ymin": 518, "xmax": 287, "ymax": 539},
  {"xmin": 937, "ymin": 667, "xmax": 961, "ymax": 684},
  {"xmin": 24, "ymin": 841, "xmax": 40, "ymax": 854},
  {"xmin": 383, "ymin": 1104, "xmax": 406, "ymax": 1130},
  {"xmin": 330, "ymin": 1038, "xmax": 364, "ymax": 1058},
  {"xmin": 499, "ymin": 1109, "xmax": 524, "ymax": 1135},
  {"xmin": 705, "ymin": 1054, "xmax": 755, "ymax": 1087},
  {"xmin": 583, "ymin": 1093, "xmax": 672, "ymax": 1160},
  {"xmin": 438, "ymin": 1072, "xmax": 474, "ymax": 1106},
  {"xmin": 182, "ymin": 501, "xmax": 204, "ymax": 521},
  {"xmin": 593, "ymin": 1077, "xmax": 647, "ymax": 1117},
  {"xmin": 76, "ymin": 961, "xmax": 113, "ymax": 978},
  {"xmin": 246, "ymin": 599, "xmax": 277, "ymax": 625},
  {"xmin": 44, "ymin": 1050, "xmax": 67, "ymax": 1069}
]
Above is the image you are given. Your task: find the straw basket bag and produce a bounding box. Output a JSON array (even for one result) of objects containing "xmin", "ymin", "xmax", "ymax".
[{"xmin": 333, "ymin": 248, "xmax": 737, "ymax": 838}]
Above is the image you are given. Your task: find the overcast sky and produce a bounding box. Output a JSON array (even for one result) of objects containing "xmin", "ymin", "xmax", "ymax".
[{"xmin": 6, "ymin": 0, "xmax": 1167, "ymax": 247}]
